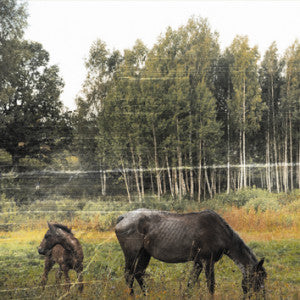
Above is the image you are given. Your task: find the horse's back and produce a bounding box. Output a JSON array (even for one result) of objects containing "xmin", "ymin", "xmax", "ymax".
[{"xmin": 115, "ymin": 209, "xmax": 233, "ymax": 262}]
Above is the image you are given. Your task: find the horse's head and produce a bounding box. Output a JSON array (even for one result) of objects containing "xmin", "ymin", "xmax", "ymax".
[
  {"xmin": 38, "ymin": 222, "xmax": 72, "ymax": 255},
  {"xmin": 242, "ymin": 258, "xmax": 267, "ymax": 295}
]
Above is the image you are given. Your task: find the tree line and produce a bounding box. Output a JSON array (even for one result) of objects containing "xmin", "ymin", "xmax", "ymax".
[
  {"xmin": 0, "ymin": 1, "xmax": 299, "ymax": 202},
  {"xmin": 74, "ymin": 17, "xmax": 299, "ymax": 201}
]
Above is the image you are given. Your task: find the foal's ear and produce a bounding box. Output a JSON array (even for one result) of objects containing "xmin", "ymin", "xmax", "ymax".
[{"xmin": 47, "ymin": 222, "xmax": 56, "ymax": 233}]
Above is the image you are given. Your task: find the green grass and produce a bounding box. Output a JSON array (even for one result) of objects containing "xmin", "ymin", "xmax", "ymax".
[
  {"xmin": 0, "ymin": 236, "xmax": 299, "ymax": 299},
  {"xmin": 0, "ymin": 190, "xmax": 299, "ymax": 298}
]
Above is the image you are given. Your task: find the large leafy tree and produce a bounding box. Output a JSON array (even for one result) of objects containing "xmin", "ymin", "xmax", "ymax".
[{"xmin": 0, "ymin": 0, "xmax": 71, "ymax": 166}]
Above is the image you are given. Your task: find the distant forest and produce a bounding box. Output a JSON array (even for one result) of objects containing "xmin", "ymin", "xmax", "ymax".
[{"xmin": 0, "ymin": 1, "xmax": 299, "ymax": 202}]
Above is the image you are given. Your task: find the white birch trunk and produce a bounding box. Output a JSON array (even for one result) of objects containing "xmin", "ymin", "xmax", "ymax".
[
  {"xmin": 121, "ymin": 159, "xmax": 131, "ymax": 203},
  {"xmin": 165, "ymin": 154, "xmax": 174, "ymax": 198}
]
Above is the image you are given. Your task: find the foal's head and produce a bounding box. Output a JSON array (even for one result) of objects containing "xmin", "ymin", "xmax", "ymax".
[
  {"xmin": 242, "ymin": 258, "xmax": 267, "ymax": 295},
  {"xmin": 38, "ymin": 222, "xmax": 73, "ymax": 255}
]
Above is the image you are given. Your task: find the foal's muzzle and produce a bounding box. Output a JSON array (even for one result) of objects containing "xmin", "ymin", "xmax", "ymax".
[{"xmin": 38, "ymin": 247, "xmax": 46, "ymax": 255}]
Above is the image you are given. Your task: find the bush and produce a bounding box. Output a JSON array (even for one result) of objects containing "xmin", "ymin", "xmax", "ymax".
[
  {"xmin": 244, "ymin": 197, "xmax": 281, "ymax": 212},
  {"xmin": 0, "ymin": 193, "xmax": 18, "ymax": 230},
  {"xmin": 213, "ymin": 188, "xmax": 274, "ymax": 208},
  {"xmin": 0, "ymin": 193, "xmax": 17, "ymax": 213}
]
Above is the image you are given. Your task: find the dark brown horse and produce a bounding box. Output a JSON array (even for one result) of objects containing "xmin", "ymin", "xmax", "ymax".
[
  {"xmin": 38, "ymin": 222, "xmax": 84, "ymax": 291},
  {"xmin": 115, "ymin": 209, "xmax": 267, "ymax": 297}
]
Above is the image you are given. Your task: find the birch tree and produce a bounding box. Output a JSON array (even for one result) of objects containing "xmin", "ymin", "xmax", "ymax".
[
  {"xmin": 228, "ymin": 36, "xmax": 264, "ymax": 189},
  {"xmin": 259, "ymin": 42, "xmax": 284, "ymax": 192},
  {"xmin": 281, "ymin": 41, "xmax": 300, "ymax": 191}
]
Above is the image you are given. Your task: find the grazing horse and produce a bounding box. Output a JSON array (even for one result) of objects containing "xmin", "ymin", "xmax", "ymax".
[
  {"xmin": 38, "ymin": 222, "xmax": 84, "ymax": 291},
  {"xmin": 115, "ymin": 209, "xmax": 267, "ymax": 297}
]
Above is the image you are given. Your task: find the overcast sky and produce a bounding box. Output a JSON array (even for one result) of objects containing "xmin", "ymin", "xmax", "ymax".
[{"xmin": 24, "ymin": 1, "xmax": 300, "ymax": 111}]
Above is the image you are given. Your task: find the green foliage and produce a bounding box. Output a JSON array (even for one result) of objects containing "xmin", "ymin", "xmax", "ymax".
[
  {"xmin": 0, "ymin": 193, "xmax": 17, "ymax": 213},
  {"xmin": 212, "ymin": 188, "xmax": 265, "ymax": 207},
  {"xmin": 244, "ymin": 197, "xmax": 281, "ymax": 212},
  {"xmin": 0, "ymin": 0, "xmax": 27, "ymax": 40},
  {"xmin": 0, "ymin": 149, "xmax": 11, "ymax": 165},
  {"xmin": 200, "ymin": 188, "xmax": 299, "ymax": 212},
  {"xmin": 0, "ymin": 1, "xmax": 73, "ymax": 167}
]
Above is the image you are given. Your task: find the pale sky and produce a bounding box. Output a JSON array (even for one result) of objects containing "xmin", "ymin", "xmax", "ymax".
[{"xmin": 24, "ymin": 1, "xmax": 300, "ymax": 111}]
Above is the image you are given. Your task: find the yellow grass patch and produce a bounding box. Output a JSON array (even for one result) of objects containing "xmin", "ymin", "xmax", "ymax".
[
  {"xmin": 0, "ymin": 229, "xmax": 117, "ymax": 244},
  {"xmin": 0, "ymin": 230, "xmax": 45, "ymax": 244},
  {"xmin": 1, "ymin": 207, "xmax": 299, "ymax": 244},
  {"xmin": 74, "ymin": 230, "xmax": 116, "ymax": 243},
  {"xmin": 223, "ymin": 207, "xmax": 299, "ymax": 231}
]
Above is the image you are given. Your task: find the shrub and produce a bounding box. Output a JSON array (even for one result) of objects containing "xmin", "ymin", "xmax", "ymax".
[
  {"xmin": 212, "ymin": 188, "xmax": 276, "ymax": 208},
  {"xmin": 245, "ymin": 197, "xmax": 281, "ymax": 212},
  {"xmin": 0, "ymin": 193, "xmax": 17, "ymax": 213},
  {"xmin": 0, "ymin": 193, "xmax": 18, "ymax": 230}
]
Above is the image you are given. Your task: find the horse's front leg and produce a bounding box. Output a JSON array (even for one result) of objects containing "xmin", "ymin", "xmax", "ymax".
[
  {"xmin": 205, "ymin": 259, "xmax": 215, "ymax": 295},
  {"xmin": 133, "ymin": 250, "xmax": 151, "ymax": 296},
  {"xmin": 41, "ymin": 257, "xmax": 55, "ymax": 289}
]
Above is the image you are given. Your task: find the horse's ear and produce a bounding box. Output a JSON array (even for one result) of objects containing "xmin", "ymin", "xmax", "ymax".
[{"xmin": 257, "ymin": 258, "xmax": 265, "ymax": 270}]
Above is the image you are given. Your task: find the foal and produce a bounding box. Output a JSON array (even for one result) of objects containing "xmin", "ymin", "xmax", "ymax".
[{"xmin": 38, "ymin": 222, "xmax": 84, "ymax": 291}]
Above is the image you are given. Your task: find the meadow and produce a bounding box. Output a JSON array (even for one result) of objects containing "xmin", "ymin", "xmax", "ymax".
[{"xmin": 0, "ymin": 189, "xmax": 299, "ymax": 299}]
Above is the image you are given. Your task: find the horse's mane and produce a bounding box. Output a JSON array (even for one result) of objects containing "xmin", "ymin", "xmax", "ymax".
[{"xmin": 53, "ymin": 223, "xmax": 73, "ymax": 234}]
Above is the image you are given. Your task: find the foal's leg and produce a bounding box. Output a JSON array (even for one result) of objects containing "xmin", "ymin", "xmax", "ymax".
[
  {"xmin": 187, "ymin": 260, "xmax": 203, "ymax": 288},
  {"xmin": 76, "ymin": 264, "xmax": 84, "ymax": 292},
  {"xmin": 55, "ymin": 266, "xmax": 63, "ymax": 284},
  {"xmin": 61, "ymin": 264, "xmax": 71, "ymax": 291},
  {"xmin": 205, "ymin": 259, "xmax": 215, "ymax": 295},
  {"xmin": 133, "ymin": 250, "xmax": 151, "ymax": 295},
  {"xmin": 41, "ymin": 257, "xmax": 55, "ymax": 289}
]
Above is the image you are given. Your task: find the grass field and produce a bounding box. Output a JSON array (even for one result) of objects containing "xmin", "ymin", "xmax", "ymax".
[
  {"xmin": 0, "ymin": 206, "xmax": 299, "ymax": 299},
  {"xmin": 0, "ymin": 189, "xmax": 299, "ymax": 299}
]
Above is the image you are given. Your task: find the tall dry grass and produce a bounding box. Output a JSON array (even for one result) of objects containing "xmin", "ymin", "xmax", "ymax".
[{"xmin": 223, "ymin": 206, "xmax": 300, "ymax": 241}]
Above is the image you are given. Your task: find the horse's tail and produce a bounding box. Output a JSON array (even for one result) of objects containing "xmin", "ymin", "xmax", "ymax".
[{"xmin": 116, "ymin": 215, "xmax": 124, "ymax": 224}]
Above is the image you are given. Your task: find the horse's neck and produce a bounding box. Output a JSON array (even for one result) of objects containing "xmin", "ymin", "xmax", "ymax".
[{"xmin": 227, "ymin": 239, "xmax": 257, "ymax": 276}]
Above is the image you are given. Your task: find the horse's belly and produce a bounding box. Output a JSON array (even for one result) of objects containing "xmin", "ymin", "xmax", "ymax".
[
  {"xmin": 144, "ymin": 226, "xmax": 197, "ymax": 263},
  {"xmin": 150, "ymin": 242, "xmax": 194, "ymax": 263}
]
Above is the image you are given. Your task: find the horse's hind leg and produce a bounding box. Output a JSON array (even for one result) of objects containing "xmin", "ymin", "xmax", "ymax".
[
  {"xmin": 125, "ymin": 257, "xmax": 135, "ymax": 295},
  {"xmin": 205, "ymin": 259, "xmax": 215, "ymax": 295},
  {"xmin": 187, "ymin": 260, "xmax": 203, "ymax": 288},
  {"xmin": 134, "ymin": 249, "xmax": 151, "ymax": 295}
]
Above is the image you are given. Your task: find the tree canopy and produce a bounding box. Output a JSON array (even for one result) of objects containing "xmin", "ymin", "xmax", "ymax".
[{"xmin": 0, "ymin": 0, "xmax": 72, "ymax": 166}]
